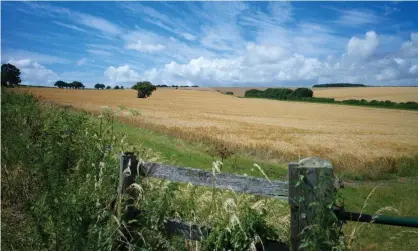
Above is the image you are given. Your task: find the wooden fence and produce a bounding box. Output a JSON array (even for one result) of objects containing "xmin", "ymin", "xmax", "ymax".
[{"xmin": 117, "ymin": 152, "xmax": 417, "ymax": 251}]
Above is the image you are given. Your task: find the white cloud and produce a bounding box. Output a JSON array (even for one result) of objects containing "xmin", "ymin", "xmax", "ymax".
[
  {"xmin": 77, "ymin": 58, "xmax": 87, "ymax": 66},
  {"xmin": 335, "ymin": 9, "xmax": 380, "ymax": 26},
  {"xmin": 86, "ymin": 49, "xmax": 112, "ymax": 56},
  {"xmin": 127, "ymin": 31, "xmax": 418, "ymax": 87},
  {"xmin": 2, "ymin": 49, "xmax": 70, "ymax": 64},
  {"xmin": 401, "ymin": 33, "xmax": 418, "ymax": 58},
  {"xmin": 347, "ymin": 31, "xmax": 379, "ymax": 59},
  {"xmin": 74, "ymin": 13, "xmax": 122, "ymax": 35},
  {"xmin": 53, "ymin": 21, "xmax": 87, "ymax": 33},
  {"xmin": 126, "ymin": 40, "xmax": 165, "ymax": 53},
  {"xmin": 8, "ymin": 59, "xmax": 59, "ymax": 85},
  {"xmin": 104, "ymin": 65, "xmax": 140, "ymax": 83},
  {"xmin": 409, "ymin": 65, "xmax": 418, "ymax": 75},
  {"xmin": 181, "ymin": 32, "xmax": 197, "ymax": 41}
]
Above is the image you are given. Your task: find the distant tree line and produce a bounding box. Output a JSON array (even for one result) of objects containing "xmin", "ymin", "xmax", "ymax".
[
  {"xmin": 94, "ymin": 83, "xmax": 124, "ymax": 90},
  {"xmin": 54, "ymin": 80, "xmax": 85, "ymax": 89},
  {"xmin": 312, "ymin": 83, "xmax": 366, "ymax": 88},
  {"xmin": 245, "ymin": 88, "xmax": 314, "ymax": 100},
  {"xmin": 245, "ymin": 87, "xmax": 418, "ymax": 110}
]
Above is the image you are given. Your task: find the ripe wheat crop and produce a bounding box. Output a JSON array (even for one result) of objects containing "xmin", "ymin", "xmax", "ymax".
[{"xmin": 23, "ymin": 87, "xmax": 418, "ymax": 179}]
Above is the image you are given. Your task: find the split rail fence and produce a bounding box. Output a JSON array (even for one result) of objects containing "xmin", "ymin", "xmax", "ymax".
[{"xmin": 118, "ymin": 152, "xmax": 418, "ymax": 251}]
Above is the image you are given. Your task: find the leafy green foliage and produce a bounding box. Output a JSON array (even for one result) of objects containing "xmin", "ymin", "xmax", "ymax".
[
  {"xmin": 132, "ymin": 81, "xmax": 157, "ymax": 98},
  {"xmin": 54, "ymin": 80, "xmax": 84, "ymax": 89},
  {"xmin": 1, "ymin": 63, "xmax": 22, "ymax": 87},
  {"xmin": 244, "ymin": 88, "xmax": 313, "ymax": 100},
  {"xmin": 94, "ymin": 83, "xmax": 105, "ymax": 89}
]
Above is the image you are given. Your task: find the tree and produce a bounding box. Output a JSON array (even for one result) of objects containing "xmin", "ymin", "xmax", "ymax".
[
  {"xmin": 121, "ymin": 86, "xmax": 124, "ymax": 90},
  {"xmin": 94, "ymin": 83, "xmax": 105, "ymax": 90},
  {"xmin": 71, "ymin": 81, "xmax": 84, "ymax": 89},
  {"xmin": 54, "ymin": 80, "xmax": 67, "ymax": 88},
  {"xmin": 132, "ymin": 81, "xmax": 156, "ymax": 98},
  {"xmin": 1, "ymin": 63, "xmax": 21, "ymax": 87},
  {"xmin": 114, "ymin": 85, "xmax": 120, "ymax": 90},
  {"xmin": 106, "ymin": 86, "xmax": 111, "ymax": 89}
]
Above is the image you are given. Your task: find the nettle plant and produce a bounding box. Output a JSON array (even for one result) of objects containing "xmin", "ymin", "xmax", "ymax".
[{"xmin": 294, "ymin": 170, "xmax": 346, "ymax": 251}]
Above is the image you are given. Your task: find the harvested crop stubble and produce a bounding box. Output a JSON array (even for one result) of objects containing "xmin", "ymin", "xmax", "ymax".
[{"xmin": 22, "ymin": 87, "xmax": 418, "ymax": 178}]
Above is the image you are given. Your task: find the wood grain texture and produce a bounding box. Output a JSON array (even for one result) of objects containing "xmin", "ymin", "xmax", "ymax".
[{"xmin": 140, "ymin": 162, "xmax": 289, "ymax": 199}]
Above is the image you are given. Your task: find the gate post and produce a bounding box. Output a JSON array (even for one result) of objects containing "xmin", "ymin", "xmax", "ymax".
[{"xmin": 289, "ymin": 157, "xmax": 334, "ymax": 251}]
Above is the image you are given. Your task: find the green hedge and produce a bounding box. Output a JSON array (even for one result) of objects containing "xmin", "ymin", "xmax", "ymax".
[
  {"xmin": 244, "ymin": 88, "xmax": 313, "ymax": 100},
  {"xmin": 244, "ymin": 88, "xmax": 418, "ymax": 110}
]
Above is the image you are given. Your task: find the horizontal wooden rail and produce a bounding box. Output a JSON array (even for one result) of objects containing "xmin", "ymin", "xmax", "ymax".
[
  {"xmin": 164, "ymin": 218, "xmax": 289, "ymax": 250},
  {"xmin": 140, "ymin": 162, "xmax": 289, "ymax": 200}
]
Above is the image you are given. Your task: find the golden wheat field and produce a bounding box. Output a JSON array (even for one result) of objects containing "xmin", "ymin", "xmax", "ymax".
[
  {"xmin": 24, "ymin": 87, "xmax": 418, "ymax": 177},
  {"xmin": 213, "ymin": 87, "xmax": 418, "ymax": 103},
  {"xmin": 313, "ymin": 87, "xmax": 418, "ymax": 102}
]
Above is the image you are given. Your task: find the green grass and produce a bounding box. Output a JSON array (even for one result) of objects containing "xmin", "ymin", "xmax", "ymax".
[
  {"xmin": 341, "ymin": 183, "xmax": 418, "ymax": 251},
  {"xmin": 90, "ymin": 115, "xmax": 289, "ymax": 180}
]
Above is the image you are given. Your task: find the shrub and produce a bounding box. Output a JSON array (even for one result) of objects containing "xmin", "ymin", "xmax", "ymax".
[
  {"xmin": 224, "ymin": 92, "xmax": 234, "ymax": 95},
  {"xmin": 292, "ymin": 88, "xmax": 313, "ymax": 98},
  {"xmin": 245, "ymin": 89, "xmax": 264, "ymax": 97}
]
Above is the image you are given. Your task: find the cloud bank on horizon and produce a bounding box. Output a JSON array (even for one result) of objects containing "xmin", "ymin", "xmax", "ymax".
[{"xmin": 1, "ymin": 1, "xmax": 418, "ymax": 87}]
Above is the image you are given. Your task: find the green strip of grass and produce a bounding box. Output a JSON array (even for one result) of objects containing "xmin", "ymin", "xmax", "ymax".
[{"xmin": 88, "ymin": 115, "xmax": 289, "ymax": 180}]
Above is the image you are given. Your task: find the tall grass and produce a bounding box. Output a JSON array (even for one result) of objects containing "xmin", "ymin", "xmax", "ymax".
[{"xmin": 1, "ymin": 89, "xmax": 289, "ymax": 250}]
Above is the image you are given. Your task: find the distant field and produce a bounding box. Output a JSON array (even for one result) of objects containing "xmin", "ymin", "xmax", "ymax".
[
  {"xmin": 22, "ymin": 87, "xmax": 418, "ymax": 179},
  {"xmin": 314, "ymin": 87, "xmax": 418, "ymax": 102},
  {"xmin": 213, "ymin": 87, "xmax": 418, "ymax": 103}
]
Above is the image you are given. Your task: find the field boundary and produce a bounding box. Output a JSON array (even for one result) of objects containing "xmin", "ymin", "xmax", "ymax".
[{"xmin": 118, "ymin": 153, "xmax": 418, "ymax": 250}]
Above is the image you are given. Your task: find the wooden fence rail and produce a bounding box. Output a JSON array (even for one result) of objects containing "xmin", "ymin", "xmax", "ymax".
[{"xmin": 117, "ymin": 152, "xmax": 417, "ymax": 251}]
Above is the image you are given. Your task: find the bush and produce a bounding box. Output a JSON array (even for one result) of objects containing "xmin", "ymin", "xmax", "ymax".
[
  {"xmin": 245, "ymin": 89, "xmax": 264, "ymax": 97},
  {"xmin": 224, "ymin": 92, "xmax": 234, "ymax": 95},
  {"xmin": 292, "ymin": 88, "xmax": 313, "ymax": 98}
]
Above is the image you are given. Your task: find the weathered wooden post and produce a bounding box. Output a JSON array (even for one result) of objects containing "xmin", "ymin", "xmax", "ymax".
[
  {"xmin": 117, "ymin": 152, "xmax": 140, "ymax": 250},
  {"xmin": 289, "ymin": 157, "xmax": 335, "ymax": 251}
]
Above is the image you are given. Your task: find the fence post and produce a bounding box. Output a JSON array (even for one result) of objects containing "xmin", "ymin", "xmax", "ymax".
[
  {"xmin": 117, "ymin": 152, "xmax": 139, "ymax": 250},
  {"xmin": 289, "ymin": 157, "xmax": 334, "ymax": 251}
]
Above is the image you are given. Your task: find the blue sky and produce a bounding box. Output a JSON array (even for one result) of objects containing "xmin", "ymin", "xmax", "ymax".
[{"xmin": 1, "ymin": 1, "xmax": 418, "ymax": 87}]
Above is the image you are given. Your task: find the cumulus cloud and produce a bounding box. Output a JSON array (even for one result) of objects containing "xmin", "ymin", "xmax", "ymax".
[
  {"xmin": 104, "ymin": 65, "xmax": 140, "ymax": 83},
  {"xmin": 112, "ymin": 31, "xmax": 418, "ymax": 87},
  {"xmin": 8, "ymin": 59, "xmax": 59, "ymax": 85},
  {"xmin": 347, "ymin": 31, "xmax": 379, "ymax": 59},
  {"xmin": 400, "ymin": 33, "xmax": 418, "ymax": 58}
]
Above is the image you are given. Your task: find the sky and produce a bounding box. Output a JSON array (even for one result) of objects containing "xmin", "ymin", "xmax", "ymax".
[{"xmin": 1, "ymin": 1, "xmax": 418, "ymax": 88}]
